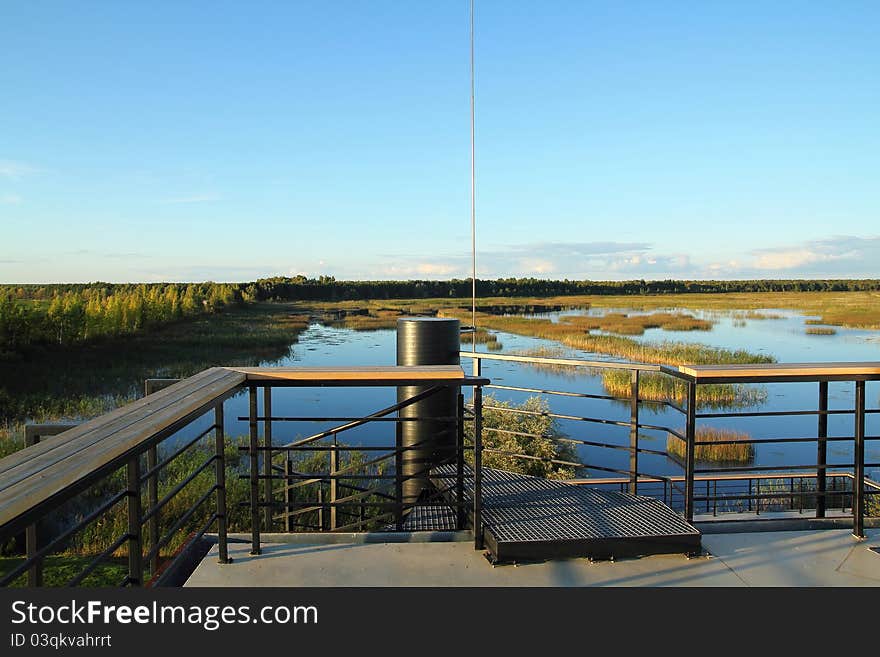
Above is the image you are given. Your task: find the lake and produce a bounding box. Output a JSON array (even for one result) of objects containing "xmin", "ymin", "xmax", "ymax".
[{"xmin": 207, "ymin": 306, "xmax": 880, "ymax": 483}]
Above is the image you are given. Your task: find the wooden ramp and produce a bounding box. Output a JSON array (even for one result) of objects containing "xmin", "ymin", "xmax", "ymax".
[{"xmin": 431, "ymin": 465, "xmax": 701, "ymax": 563}]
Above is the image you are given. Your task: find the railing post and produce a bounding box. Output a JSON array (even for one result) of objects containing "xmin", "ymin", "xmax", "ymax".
[
  {"xmin": 456, "ymin": 391, "xmax": 466, "ymax": 530},
  {"xmin": 317, "ymin": 485, "xmax": 325, "ymax": 530},
  {"xmin": 395, "ymin": 419, "xmax": 404, "ymax": 531},
  {"xmin": 329, "ymin": 434, "xmax": 338, "ymax": 531},
  {"xmin": 473, "ymin": 385, "xmax": 484, "ymax": 550},
  {"xmin": 684, "ymin": 380, "xmax": 696, "ymax": 523},
  {"xmin": 23, "ymin": 428, "xmax": 42, "ymax": 587},
  {"xmin": 629, "ymin": 370, "xmax": 639, "ymax": 495},
  {"xmin": 853, "ymin": 380, "xmax": 866, "ymax": 538},
  {"xmin": 284, "ymin": 457, "xmax": 292, "ymax": 533},
  {"xmin": 263, "ymin": 386, "xmax": 273, "ymax": 531},
  {"xmin": 473, "ymin": 356, "xmax": 481, "ymax": 378},
  {"xmin": 816, "ymin": 381, "xmax": 828, "ymax": 518},
  {"xmin": 144, "ymin": 379, "xmax": 178, "ymax": 576},
  {"xmin": 248, "ymin": 385, "xmax": 261, "ymax": 555},
  {"xmin": 126, "ymin": 456, "xmax": 143, "ymax": 586},
  {"xmin": 214, "ymin": 402, "xmax": 231, "ymax": 564},
  {"xmin": 146, "ymin": 445, "xmax": 159, "ymax": 577}
]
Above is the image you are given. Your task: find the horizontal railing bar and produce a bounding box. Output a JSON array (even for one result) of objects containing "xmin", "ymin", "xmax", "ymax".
[
  {"xmin": 481, "ymin": 448, "xmax": 583, "ymax": 470},
  {"xmin": 693, "ymin": 436, "xmax": 877, "ymax": 446},
  {"xmin": 266, "ymin": 473, "xmax": 396, "ymax": 480},
  {"xmin": 484, "ymin": 383, "xmax": 633, "ymax": 405},
  {"xmin": 696, "ymin": 409, "xmax": 857, "ymax": 419},
  {"xmin": 694, "ymin": 464, "xmax": 847, "ymax": 474},
  {"xmin": 663, "ymin": 427, "xmax": 687, "ymax": 441},
  {"xmin": 693, "ymin": 491, "xmax": 852, "ymax": 503},
  {"xmin": 482, "ymin": 426, "xmax": 667, "ymax": 457},
  {"xmin": 143, "ymin": 486, "xmax": 217, "ymax": 564},
  {"xmin": 460, "ymin": 351, "xmax": 663, "ymax": 372},
  {"xmin": 142, "ymin": 455, "xmax": 217, "ymax": 523},
  {"xmin": 248, "ymin": 444, "xmax": 473, "ymax": 452},
  {"xmin": 141, "ymin": 423, "xmax": 219, "ymax": 481},
  {"xmin": 239, "ymin": 416, "xmax": 460, "ymax": 423},
  {"xmin": 66, "ymin": 533, "xmax": 130, "ymax": 587},
  {"xmin": 576, "ymin": 471, "xmax": 860, "ymax": 485},
  {"xmin": 478, "ymin": 404, "xmax": 633, "ymax": 429},
  {"xmin": 275, "ymin": 384, "xmax": 450, "ymax": 452},
  {"xmin": 0, "ymin": 490, "xmax": 129, "ymax": 587}
]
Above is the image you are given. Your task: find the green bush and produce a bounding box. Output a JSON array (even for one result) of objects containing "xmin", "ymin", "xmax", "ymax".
[{"xmin": 466, "ymin": 395, "xmax": 580, "ymax": 480}]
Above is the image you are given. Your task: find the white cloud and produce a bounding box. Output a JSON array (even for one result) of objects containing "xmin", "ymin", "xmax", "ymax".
[
  {"xmin": 745, "ymin": 235, "xmax": 879, "ymax": 276},
  {"xmin": 0, "ymin": 160, "xmax": 39, "ymax": 179}
]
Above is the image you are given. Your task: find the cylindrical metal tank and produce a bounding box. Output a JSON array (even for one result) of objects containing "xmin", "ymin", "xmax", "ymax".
[{"xmin": 396, "ymin": 317, "xmax": 460, "ymax": 504}]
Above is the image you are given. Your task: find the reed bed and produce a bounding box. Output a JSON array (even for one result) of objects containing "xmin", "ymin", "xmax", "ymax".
[
  {"xmin": 601, "ymin": 370, "xmax": 767, "ymax": 408},
  {"xmin": 805, "ymin": 327, "xmax": 836, "ymax": 335},
  {"xmin": 438, "ymin": 309, "xmax": 774, "ymax": 368},
  {"xmin": 667, "ymin": 426, "xmax": 755, "ymax": 464},
  {"xmin": 560, "ymin": 312, "xmax": 712, "ymax": 335}
]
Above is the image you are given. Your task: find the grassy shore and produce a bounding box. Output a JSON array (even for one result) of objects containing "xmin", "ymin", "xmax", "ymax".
[
  {"xmin": 559, "ymin": 312, "xmax": 712, "ymax": 335},
  {"xmin": 292, "ymin": 290, "xmax": 880, "ymax": 329},
  {"xmin": 667, "ymin": 427, "xmax": 755, "ymax": 464}
]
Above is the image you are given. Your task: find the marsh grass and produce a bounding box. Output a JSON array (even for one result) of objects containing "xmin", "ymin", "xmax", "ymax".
[
  {"xmin": 0, "ymin": 303, "xmax": 311, "ymax": 424},
  {"xmin": 560, "ymin": 312, "xmax": 712, "ymax": 335},
  {"xmin": 601, "ymin": 370, "xmax": 767, "ymax": 408},
  {"xmin": 667, "ymin": 427, "xmax": 755, "ymax": 464},
  {"xmin": 806, "ymin": 327, "xmax": 837, "ymax": 335},
  {"xmin": 438, "ymin": 309, "xmax": 774, "ymax": 366},
  {"xmin": 293, "ymin": 290, "xmax": 880, "ymax": 329}
]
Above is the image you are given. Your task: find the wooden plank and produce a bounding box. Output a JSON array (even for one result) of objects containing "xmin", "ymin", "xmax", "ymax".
[
  {"xmin": 0, "ymin": 370, "xmax": 245, "ymax": 528},
  {"xmin": 0, "ymin": 368, "xmax": 234, "ymax": 480},
  {"xmin": 234, "ymin": 365, "xmax": 466, "ymax": 383},
  {"xmin": 671, "ymin": 362, "xmax": 880, "ymax": 381}
]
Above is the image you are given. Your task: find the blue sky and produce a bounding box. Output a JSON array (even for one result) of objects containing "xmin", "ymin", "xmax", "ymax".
[{"xmin": 1, "ymin": 1, "xmax": 878, "ymax": 283}]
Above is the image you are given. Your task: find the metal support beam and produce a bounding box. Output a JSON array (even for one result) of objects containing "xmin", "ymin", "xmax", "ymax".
[
  {"xmin": 284, "ymin": 458, "xmax": 292, "ymax": 533},
  {"xmin": 473, "ymin": 385, "xmax": 484, "ymax": 550},
  {"xmin": 126, "ymin": 457, "xmax": 143, "ymax": 586},
  {"xmin": 816, "ymin": 381, "xmax": 828, "ymax": 518},
  {"xmin": 214, "ymin": 402, "xmax": 231, "ymax": 564},
  {"xmin": 853, "ymin": 380, "xmax": 866, "ymax": 539},
  {"xmin": 394, "ymin": 420, "xmax": 403, "ymax": 531},
  {"xmin": 146, "ymin": 446, "xmax": 159, "ymax": 577},
  {"xmin": 329, "ymin": 435, "xmax": 338, "ymax": 530},
  {"xmin": 684, "ymin": 381, "xmax": 697, "ymax": 523},
  {"xmin": 629, "ymin": 370, "xmax": 640, "ymax": 495},
  {"xmin": 456, "ymin": 392, "xmax": 466, "ymax": 529},
  {"xmin": 263, "ymin": 387, "xmax": 273, "ymax": 530},
  {"xmin": 248, "ymin": 385, "xmax": 261, "ymax": 555},
  {"xmin": 144, "ymin": 378, "xmax": 178, "ymax": 575}
]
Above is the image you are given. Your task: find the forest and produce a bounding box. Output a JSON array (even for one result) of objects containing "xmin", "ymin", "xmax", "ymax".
[{"xmin": 2, "ymin": 275, "xmax": 879, "ymax": 356}]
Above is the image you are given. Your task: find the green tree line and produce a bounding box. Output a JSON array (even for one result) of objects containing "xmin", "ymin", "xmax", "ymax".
[
  {"xmin": 0, "ymin": 283, "xmax": 243, "ymax": 355},
  {"xmin": 3, "ymin": 275, "xmax": 879, "ymax": 356},
  {"xmin": 250, "ymin": 275, "xmax": 880, "ymax": 301}
]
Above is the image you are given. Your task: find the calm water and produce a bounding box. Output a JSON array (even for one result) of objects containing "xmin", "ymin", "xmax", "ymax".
[{"xmin": 201, "ymin": 309, "xmax": 880, "ymax": 482}]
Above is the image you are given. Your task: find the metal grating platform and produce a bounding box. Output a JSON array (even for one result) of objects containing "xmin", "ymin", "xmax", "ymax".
[
  {"xmin": 431, "ymin": 464, "xmax": 701, "ymax": 563},
  {"xmin": 397, "ymin": 504, "xmax": 458, "ymax": 532}
]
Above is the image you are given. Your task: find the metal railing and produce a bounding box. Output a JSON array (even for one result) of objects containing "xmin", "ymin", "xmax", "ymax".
[
  {"xmin": 0, "ymin": 366, "xmax": 487, "ymax": 587},
  {"xmin": 235, "ymin": 382, "xmax": 486, "ymax": 554},
  {"xmin": 461, "ymin": 352, "xmax": 879, "ymax": 537},
  {"xmin": 1, "ymin": 355, "xmax": 877, "ymax": 588},
  {"xmin": 0, "ymin": 371, "xmax": 238, "ymax": 588}
]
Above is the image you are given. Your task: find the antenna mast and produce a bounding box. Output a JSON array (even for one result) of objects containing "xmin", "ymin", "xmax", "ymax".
[{"xmin": 470, "ymin": 0, "xmax": 476, "ymax": 352}]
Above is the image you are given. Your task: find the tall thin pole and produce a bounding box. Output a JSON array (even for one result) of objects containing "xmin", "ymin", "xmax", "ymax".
[{"xmin": 470, "ymin": 0, "xmax": 476, "ymax": 352}]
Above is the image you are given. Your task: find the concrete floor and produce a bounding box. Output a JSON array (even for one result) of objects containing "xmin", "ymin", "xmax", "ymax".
[{"xmin": 184, "ymin": 528, "xmax": 880, "ymax": 587}]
